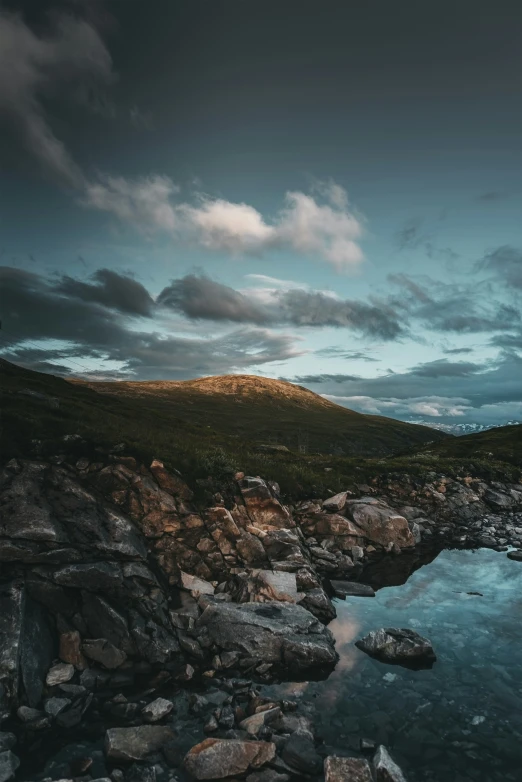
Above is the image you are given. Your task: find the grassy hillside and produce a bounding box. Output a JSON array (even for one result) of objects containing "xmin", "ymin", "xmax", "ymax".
[
  {"xmin": 74, "ymin": 374, "xmax": 448, "ymax": 457},
  {"xmin": 2, "ymin": 358, "xmax": 518, "ymax": 499},
  {"xmin": 424, "ymin": 423, "xmax": 522, "ymax": 467}
]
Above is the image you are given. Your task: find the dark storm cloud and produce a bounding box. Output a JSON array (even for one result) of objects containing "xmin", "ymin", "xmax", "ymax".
[
  {"xmin": 56, "ymin": 268, "xmax": 154, "ymax": 316},
  {"xmin": 158, "ymin": 274, "xmax": 403, "ymax": 340},
  {"xmin": 291, "ymin": 352, "xmax": 522, "ymax": 414},
  {"xmin": 0, "ymin": 6, "xmax": 116, "ymax": 187},
  {"xmin": 444, "ymin": 347, "xmax": 474, "ymax": 355},
  {"xmin": 479, "ymin": 246, "xmax": 522, "ymax": 290},
  {"xmin": 157, "ymin": 274, "xmax": 270, "ymax": 324},
  {"xmin": 387, "ymin": 273, "xmax": 521, "ymax": 333},
  {"xmin": 0, "ymin": 266, "xmax": 302, "ymax": 378}
]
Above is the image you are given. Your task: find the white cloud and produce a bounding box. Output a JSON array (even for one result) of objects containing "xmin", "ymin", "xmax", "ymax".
[{"xmin": 82, "ymin": 176, "xmax": 365, "ymax": 272}]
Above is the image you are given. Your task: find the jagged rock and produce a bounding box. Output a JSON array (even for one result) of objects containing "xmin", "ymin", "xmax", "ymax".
[
  {"xmin": 44, "ymin": 696, "xmax": 71, "ymax": 718},
  {"xmin": 184, "ymin": 737, "xmax": 276, "ymax": 780},
  {"xmin": 298, "ymin": 588, "xmax": 336, "ymax": 623},
  {"xmin": 0, "ymin": 751, "xmax": 19, "ymax": 782},
  {"xmin": 82, "ymin": 639, "xmax": 127, "ymax": 669},
  {"xmin": 239, "ymin": 707, "xmax": 281, "ymax": 735},
  {"xmin": 282, "ymin": 730, "xmax": 322, "ymax": 774},
  {"xmin": 330, "ymin": 581, "xmax": 375, "ymax": 598},
  {"xmin": 373, "ymin": 745, "xmax": 408, "ymax": 781},
  {"xmin": 141, "ymin": 697, "xmax": 173, "ymax": 722},
  {"xmin": 346, "ymin": 503, "xmax": 414, "ymax": 549},
  {"xmin": 181, "ymin": 572, "xmax": 215, "ymax": 595},
  {"xmin": 196, "ymin": 600, "xmax": 338, "ymax": 673},
  {"xmin": 105, "ymin": 726, "xmax": 176, "ymax": 762},
  {"xmin": 149, "ymin": 458, "xmax": 193, "ymax": 499},
  {"xmin": 355, "ymin": 628, "xmax": 436, "ymax": 668},
  {"xmin": 46, "ymin": 663, "xmax": 75, "ymax": 686},
  {"xmin": 53, "ymin": 562, "xmax": 123, "ymax": 591},
  {"xmin": 238, "ymin": 477, "xmax": 293, "ymax": 530},
  {"xmin": 324, "ymin": 756, "xmax": 373, "ymax": 781},
  {"xmin": 59, "ymin": 631, "xmax": 87, "ymax": 670},
  {"xmin": 323, "ymin": 492, "xmax": 349, "ymax": 512}
]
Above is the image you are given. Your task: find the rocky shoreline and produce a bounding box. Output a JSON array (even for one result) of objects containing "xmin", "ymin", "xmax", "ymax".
[{"xmin": 1, "ymin": 440, "xmax": 521, "ymax": 782}]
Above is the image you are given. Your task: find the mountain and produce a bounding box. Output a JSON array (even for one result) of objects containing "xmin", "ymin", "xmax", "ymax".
[
  {"xmin": 74, "ymin": 373, "xmax": 449, "ymax": 457},
  {"xmin": 425, "ymin": 423, "xmax": 522, "ymax": 467},
  {"xmin": 408, "ymin": 419, "xmax": 522, "ymax": 436}
]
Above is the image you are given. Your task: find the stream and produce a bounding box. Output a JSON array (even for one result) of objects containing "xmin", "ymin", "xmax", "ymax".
[{"xmin": 264, "ymin": 548, "xmax": 522, "ymax": 781}]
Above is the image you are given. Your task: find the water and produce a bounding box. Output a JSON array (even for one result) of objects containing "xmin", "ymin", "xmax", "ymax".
[{"xmin": 265, "ymin": 548, "xmax": 522, "ymax": 781}]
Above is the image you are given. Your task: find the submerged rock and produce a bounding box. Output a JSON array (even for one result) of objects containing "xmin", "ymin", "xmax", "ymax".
[
  {"xmin": 324, "ymin": 756, "xmax": 373, "ymax": 782},
  {"xmin": 507, "ymin": 550, "xmax": 522, "ymax": 561},
  {"xmin": 0, "ymin": 751, "xmax": 19, "ymax": 782},
  {"xmin": 184, "ymin": 737, "xmax": 276, "ymax": 779},
  {"xmin": 355, "ymin": 628, "xmax": 436, "ymax": 668},
  {"xmin": 373, "ymin": 745, "xmax": 408, "ymax": 781}
]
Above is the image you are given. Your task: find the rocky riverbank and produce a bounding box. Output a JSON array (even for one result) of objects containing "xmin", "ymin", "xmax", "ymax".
[{"xmin": 1, "ymin": 439, "xmax": 521, "ymax": 781}]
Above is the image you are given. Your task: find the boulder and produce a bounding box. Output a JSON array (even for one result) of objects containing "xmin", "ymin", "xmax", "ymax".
[
  {"xmin": 0, "ymin": 751, "xmax": 19, "ymax": 782},
  {"xmin": 141, "ymin": 697, "xmax": 173, "ymax": 723},
  {"xmin": 46, "ymin": 663, "xmax": 75, "ymax": 686},
  {"xmin": 184, "ymin": 738, "xmax": 276, "ymax": 779},
  {"xmin": 355, "ymin": 628, "xmax": 436, "ymax": 668},
  {"xmin": 298, "ymin": 588, "xmax": 336, "ymax": 623},
  {"xmin": 237, "ymin": 477, "xmax": 293, "ymax": 530},
  {"xmin": 59, "ymin": 631, "xmax": 87, "ymax": 670},
  {"xmin": 322, "ymin": 492, "xmax": 349, "ymax": 512},
  {"xmin": 282, "ymin": 730, "xmax": 322, "ymax": 774},
  {"xmin": 52, "ymin": 562, "xmax": 123, "ymax": 591},
  {"xmin": 239, "ymin": 707, "xmax": 281, "ymax": 736},
  {"xmin": 330, "ymin": 581, "xmax": 375, "ymax": 598},
  {"xmin": 373, "ymin": 745, "xmax": 408, "ymax": 781},
  {"xmin": 196, "ymin": 600, "xmax": 338, "ymax": 674},
  {"xmin": 346, "ymin": 503, "xmax": 414, "ymax": 549},
  {"xmin": 324, "ymin": 756, "xmax": 373, "ymax": 782},
  {"xmin": 181, "ymin": 572, "xmax": 215, "ymax": 595},
  {"xmin": 105, "ymin": 726, "xmax": 176, "ymax": 762},
  {"xmin": 507, "ymin": 550, "xmax": 522, "ymax": 562},
  {"xmin": 82, "ymin": 639, "xmax": 127, "ymax": 669}
]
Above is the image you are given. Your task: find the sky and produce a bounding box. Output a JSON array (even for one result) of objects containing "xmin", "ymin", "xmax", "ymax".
[{"xmin": 0, "ymin": 0, "xmax": 521, "ymax": 428}]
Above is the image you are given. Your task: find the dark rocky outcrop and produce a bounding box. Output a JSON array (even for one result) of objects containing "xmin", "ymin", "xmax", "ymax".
[{"xmin": 355, "ymin": 628, "xmax": 436, "ymax": 669}]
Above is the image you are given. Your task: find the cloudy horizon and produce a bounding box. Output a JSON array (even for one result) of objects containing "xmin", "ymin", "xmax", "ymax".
[{"xmin": 0, "ymin": 0, "xmax": 520, "ymax": 428}]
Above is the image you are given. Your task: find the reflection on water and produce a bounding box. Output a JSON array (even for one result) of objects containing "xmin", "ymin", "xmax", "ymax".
[{"xmin": 266, "ymin": 548, "xmax": 522, "ymax": 782}]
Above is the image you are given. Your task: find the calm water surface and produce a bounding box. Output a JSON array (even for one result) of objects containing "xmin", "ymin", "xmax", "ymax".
[{"xmin": 266, "ymin": 548, "xmax": 522, "ymax": 782}]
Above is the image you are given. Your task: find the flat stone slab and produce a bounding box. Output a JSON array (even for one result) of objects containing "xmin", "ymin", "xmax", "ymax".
[
  {"xmin": 330, "ymin": 580, "xmax": 375, "ymax": 598},
  {"xmin": 105, "ymin": 726, "xmax": 176, "ymax": 761}
]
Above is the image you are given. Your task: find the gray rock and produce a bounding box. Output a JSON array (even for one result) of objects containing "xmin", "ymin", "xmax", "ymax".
[
  {"xmin": 17, "ymin": 705, "xmax": 44, "ymax": 722},
  {"xmin": 355, "ymin": 628, "xmax": 436, "ymax": 668},
  {"xmin": 373, "ymin": 745, "xmax": 408, "ymax": 781},
  {"xmin": 53, "ymin": 562, "xmax": 123, "ymax": 591},
  {"xmin": 46, "ymin": 663, "xmax": 75, "ymax": 686},
  {"xmin": 330, "ymin": 580, "xmax": 375, "ymax": 598},
  {"xmin": 298, "ymin": 588, "xmax": 336, "ymax": 623},
  {"xmin": 105, "ymin": 726, "xmax": 176, "ymax": 762},
  {"xmin": 82, "ymin": 638, "xmax": 127, "ymax": 669},
  {"xmin": 181, "ymin": 571, "xmax": 215, "ymax": 595},
  {"xmin": 324, "ymin": 756, "xmax": 373, "ymax": 781},
  {"xmin": 323, "ymin": 492, "xmax": 349, "ymax": 512},
  {"xmin": 507, "ymin": 550, "xmax": 522, "ymax": 561},
  {"xmin": 44, "ymin": 697, "xmax": 71, "ymax": 718},
  {"xmin": 246, "ymin": 771, "xmax": 290, "ymax": 782},
  {"xmin": 0, "ymin": 751, "xmax": 20, "ymax": 782},
  {"xmin": 239, "ymin": 707, "xmax": 281, "ymax": 736},
  {"xmin": 0, "ymin": 737, "xmax": 15, "ymax": 754},
  {"xmin": 141, "ymin": 697, "xmax": 174, "ymax": 723},
  {"xmin": 196, "ymin": 600, "xmax": 338, "ymax": 674},
  {"xmin": 282, "ymin": 730, "xmax": 322, "ymax": 774},
  {"xmin": 184, "ymin": 738, "xmax": 276, "ymax": 780}
]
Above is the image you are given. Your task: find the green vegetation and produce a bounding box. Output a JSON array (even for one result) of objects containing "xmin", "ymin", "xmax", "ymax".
[
  {"xmin": 424, "ymin": 424, "xmax": 522, "ymax": 468},
  {"xmin": 1, "ymin": 359, "xmax": 519, "ymax": 500}
]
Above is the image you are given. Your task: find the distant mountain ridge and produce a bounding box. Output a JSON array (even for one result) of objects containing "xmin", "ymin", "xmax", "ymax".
[{"xmin": 410, "ymin": 419, "xmax": 521, "ymax": 436}]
